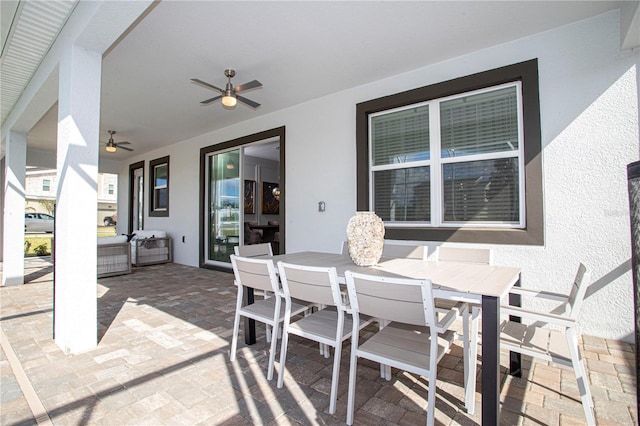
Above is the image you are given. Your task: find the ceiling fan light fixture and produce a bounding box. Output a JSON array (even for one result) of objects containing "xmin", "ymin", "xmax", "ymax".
[
  {"xmin": 105, "ymin": 141, "xmax": 117, "ymax": 153},
  {"xmin": 222, "ymin": 92, "xmax": 237, "ymax": 107}
]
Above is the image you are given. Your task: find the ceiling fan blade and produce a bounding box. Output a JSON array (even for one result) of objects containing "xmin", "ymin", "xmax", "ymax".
[
  {"xmin": 201, "ymin": 95, "xmax": 222, "ymax": 105},
  {"xmin": 117, "ymin": 145, "xmax": 134, "ymax": 152},
  {"xmin": 191, "ymin": 78, "xmax": 223, "ymax": 93},
  {"xmin": 234, "ymin": 80, "xmax": 262, "ymax": 93},
  {"xmin": 237, "ymin": 95, "xmax": 260, "ymax": 109},
  {"xmin": 116, "ymin": 141, "xmax": 131, "ymax": 145}
]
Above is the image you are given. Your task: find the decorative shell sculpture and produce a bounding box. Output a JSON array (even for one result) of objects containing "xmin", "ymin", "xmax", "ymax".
[{"xmin": 346, "ymin": 211, "xmax": 385, "ymax": 266}]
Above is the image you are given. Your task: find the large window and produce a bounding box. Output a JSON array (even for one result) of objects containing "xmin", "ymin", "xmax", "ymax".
[
  {"xmin": 149, "ymin": 156, "xmax": 169, "ymax": 217},
  {"xmin": 357, "ymin": 59, "xmax": 542, "ymax": 245}
]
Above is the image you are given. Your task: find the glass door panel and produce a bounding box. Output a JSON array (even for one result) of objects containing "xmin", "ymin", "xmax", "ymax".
[{"xmin": 206, "ymin": 150, "xmax": 240, "ymax": 264}]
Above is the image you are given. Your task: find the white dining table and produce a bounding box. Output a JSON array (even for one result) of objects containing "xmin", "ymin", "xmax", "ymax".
[{"xmin": 247, "ymin": 251, "xmax": 521, "ymax": 425}]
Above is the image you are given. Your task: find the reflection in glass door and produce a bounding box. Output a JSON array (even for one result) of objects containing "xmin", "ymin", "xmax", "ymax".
[{"xmin": 206, "ymin": 150, "xmax": 240, "ymax": 264}]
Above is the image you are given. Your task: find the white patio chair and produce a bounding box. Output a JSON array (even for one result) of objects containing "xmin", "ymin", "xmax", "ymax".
[
  {"xmin": 234, "ymin": 243, "xmax": 277, "ymax": 340},
  {"xmin": 276, "ymin": 261, "xmax": 375, "ymax": 414},
  {"xmin": 500, "ymin": 263, "xmax": 595, "ymax": 425},
  {"xmin": 229, "ymin": 255, "xmax": 310, "ymax": 380},
  {"xmin": 344, "ymin": 270, "xmax": 457, "ymax": 426},
  {"xmin": 381, "ymin": 242, "xmax": 426, "ymax": 259},
  {"xmin": 234, "ymin": 242, "xmax": 273, "ymax": 257},
  {"xmin": 435, "ymin": 245, "xmax": 492, "ymax": 413}
]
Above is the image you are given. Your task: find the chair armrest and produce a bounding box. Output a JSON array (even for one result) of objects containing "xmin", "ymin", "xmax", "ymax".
[
  {"xmin": 501, "ymin": 305, "xmax": 575, "ymax": 328},
  {"xmin": 508, "ymin": 287, "xmax": 569, "ymax": 303}
]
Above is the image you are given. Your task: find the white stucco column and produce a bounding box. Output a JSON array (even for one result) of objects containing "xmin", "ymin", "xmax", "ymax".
[
  {"xmin": 54, "ymin": 44, "xmax": 101, "ymax": 353},
  {"xmin": 2, "ymin": 131, "xmax": 27, "ymax": 285}
]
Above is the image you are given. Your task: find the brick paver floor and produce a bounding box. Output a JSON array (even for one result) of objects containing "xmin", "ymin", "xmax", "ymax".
[{"xmin": 0, "ymin": 257, "xmax": 637, "ymax": 425}]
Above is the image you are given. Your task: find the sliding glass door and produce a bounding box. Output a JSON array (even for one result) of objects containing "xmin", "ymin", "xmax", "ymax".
[{"xmin": 205, "ymin": 149, "xmax": 240, "ymax": 265}]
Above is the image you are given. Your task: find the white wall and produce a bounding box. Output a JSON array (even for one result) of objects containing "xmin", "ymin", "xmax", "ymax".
[{"xmin": 118, "ymin": 10, "xmax": 639, "ymax": 341}]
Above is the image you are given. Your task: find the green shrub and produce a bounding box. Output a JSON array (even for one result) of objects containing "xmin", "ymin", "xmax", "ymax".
[
  {"xmin": 34, "ymin": 243, "xmax": 50, "ymax": 256},
  {"xmin": 24, "ymin": 236, "xmax": 52, "ymax": 257}
]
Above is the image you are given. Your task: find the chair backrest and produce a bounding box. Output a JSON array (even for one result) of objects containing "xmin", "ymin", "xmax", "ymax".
[
  {"xmin": 436, "ymin": 246, "xmax": 492, "ymax": 264},
  {"xmin": 230, "ymin": 255, "xmax": 279, "ymax": 293},
  {"xmin": 567, "ymin": 263, "xmax": 591, "ymax": 320},
  {"xmin": 381, "ymin": 242, "xmax": 426, "ymax": 260},
  {"xmin": 234, "ymin": 242, "xmax": 273, "ymax": 257},
  {"xmin": 340, "ymin": 240, "xmax": 348, "ymax": 255},
  {"xmin": 344, "ymin": 270, "xmax": 436, "ymax": 328},
  {"xmin": 277, "ymin": 262, "xmax": 342, "ymax": 307}
]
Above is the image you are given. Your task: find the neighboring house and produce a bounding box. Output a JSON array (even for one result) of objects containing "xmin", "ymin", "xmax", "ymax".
[
  {"xmin": 24, "ymin": 169, "xmax": 118, "ymax": 226},
  {"xmin": 1, "ymin": 2, "xmax": 638, "ymax": 356}
]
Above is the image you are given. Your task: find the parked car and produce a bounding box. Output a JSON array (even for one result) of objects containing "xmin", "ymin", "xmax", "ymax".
[
  {"xmin": 25, "ymin": 213, "xmax": 54, "ymax": 233},
  {"xmin": 103, "ymin": 214, "xmax": 117, "ymax": 226}
]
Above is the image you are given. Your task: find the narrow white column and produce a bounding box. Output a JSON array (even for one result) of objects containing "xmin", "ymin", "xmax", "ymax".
[
  {"xmin": 2, "ymin": 131, "xmax": 27, "ymax": 286},
  {"xmin": 54, "ymin": 44, "xmax": 101, "ymax": 353}
]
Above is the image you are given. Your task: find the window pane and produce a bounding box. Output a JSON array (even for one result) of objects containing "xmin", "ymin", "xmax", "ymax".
[
  {"xmin": 372, "ymin": 105, "xmax": 430, "ymax": 165},
  {"xmin": 154, "ymin": 188, "xmax": 168, "ymax": 210},
  {"xmin": 155, "ymin": 164, "xmax": 168, "ymax": 187},
  {"xmin": 441, "ymin": 86, "xmax": 518, "ymax": 158},
  {"xmin": 374, "ymin": 166, "xmax": 430, "ymax": 222},
  {"xmin": 442, "ymin": 158, "xmax": 519, "ymax": 223}
]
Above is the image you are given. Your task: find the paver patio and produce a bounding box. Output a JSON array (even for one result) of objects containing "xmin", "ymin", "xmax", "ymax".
[{"xmin": 0, "ymin": 257, "xmax": 637, "ymax": 425}]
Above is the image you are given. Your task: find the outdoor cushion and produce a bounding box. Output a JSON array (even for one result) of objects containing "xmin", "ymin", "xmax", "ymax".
[{"xmin": 98, "ymin": 235, "xmax": 128, "ymax": 245}]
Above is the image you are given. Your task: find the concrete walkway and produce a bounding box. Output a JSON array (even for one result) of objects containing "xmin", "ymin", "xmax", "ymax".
[{"xmin": 0, "ymin": 257, "xmax": 637, "ymax": 425}]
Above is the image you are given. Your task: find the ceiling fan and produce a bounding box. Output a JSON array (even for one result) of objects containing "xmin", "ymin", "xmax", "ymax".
[
  {"xmin": 191, "ymin": 69, "xmax": 262, "ymax": 109},
  {"xmin": 102, "ymin": 130, "xmax": 134, "ymax": 153}
]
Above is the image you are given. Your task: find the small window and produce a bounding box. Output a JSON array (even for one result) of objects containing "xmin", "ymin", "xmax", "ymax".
[
  {"xmin": 149, "ymin": 156, "xmax": 169, "ymax": 217},
  {"xmin": 42, "ymin": 179, "xmax": 50, "ymax": 192},
  {"xmin": 108, "ymin": 184, "xmax": 114, "ymax": 195}
]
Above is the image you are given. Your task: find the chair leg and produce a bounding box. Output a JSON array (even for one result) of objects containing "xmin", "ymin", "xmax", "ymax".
[
  {"xmin": 266, "ymin": 325, "xmax": 272, "ymax": 342},
  {"xmin": 567, "ymin": 329, "xmax": 596, "ymax": 425},
  {"xmin": 346, "ymin": 344, "xmax": 358, "ymax": 425},
  {"xmin": 426, "ymin": 373, "xmax": 436, "ymax": 426},
  {"xmin": 266, "ymin": 321, "xmax": 279, "ymax": 381},
  {"xmin": 230, "ymin": 313, "xmax": 241, "ymax": 361},
  {"xmin": 461, "ymin": 305, "xmax": 470, "ymax": 406},
  {"xmin": 277, "ymin": 324, "xmax": 290, "ymax": 389},
  {"xmin": 329, "ymin": 342, "xmax": 342, "ymax": 414},
  {"xmin": 377, "ymin": 319, "xmax": 391, "ymax": 379},
  {"xmin": 465, "ymin": 305, "xmax": 480, "ymax": 414}
]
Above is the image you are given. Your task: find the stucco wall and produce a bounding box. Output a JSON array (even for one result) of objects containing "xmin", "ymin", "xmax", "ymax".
[{"xmin": 118, "ymin": 10, "xmax": 639, "ymax": 341}]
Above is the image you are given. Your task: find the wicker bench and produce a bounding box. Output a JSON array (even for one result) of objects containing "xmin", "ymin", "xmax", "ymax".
[
  {"xmin": 131, "ymin": 230, "xmax": 172, "ymax": 266},
  {"xmin": 97, "ymin": 235, "xmax": 132, "ymax": 278}
]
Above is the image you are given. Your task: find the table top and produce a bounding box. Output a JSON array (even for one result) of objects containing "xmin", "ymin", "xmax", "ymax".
[{"xmin": 267, "ymin": 251, "xmax": 521, "ymax": 300}]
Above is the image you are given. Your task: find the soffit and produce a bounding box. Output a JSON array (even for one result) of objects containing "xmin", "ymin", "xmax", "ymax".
[{"xmin": 0, "ymin": 0, "xmax": 77, "ymax": 126}]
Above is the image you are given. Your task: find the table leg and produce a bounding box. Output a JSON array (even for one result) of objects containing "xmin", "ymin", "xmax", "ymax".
[
  {"xmin": 243, "ymin": 286, "xmax": 256, "ymax": 345},
  {"xmin": 508, "ymin": 278, "xmax": 522, "ymax": 377},
  {"xmin": 482, "ymin": 295, "xmax": 500, "ymax": 425}
]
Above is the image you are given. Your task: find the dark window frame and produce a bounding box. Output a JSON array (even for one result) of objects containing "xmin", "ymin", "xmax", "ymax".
[
  {"xmin": 128, "ymin": 161, "xmax": 144, "ymax": 233},
  {"xmin": 149, "ymin": 156, "xmax": 169, "ymax": 217},
  {"xmin": 356, "ymin": 59, "xmax": 543, "ymax": 245}
]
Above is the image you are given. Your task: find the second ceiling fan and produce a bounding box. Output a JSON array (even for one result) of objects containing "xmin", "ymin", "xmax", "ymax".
[{"xmin": 191, "ymin": 69, "xmax": 262, "ymax": 109}]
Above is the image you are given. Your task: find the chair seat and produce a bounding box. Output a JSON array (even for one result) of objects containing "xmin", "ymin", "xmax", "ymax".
[
  {"xmin": 359, "ymin": 322, "xmax": 455, "ymax": 372},
  {"xmin": 241, "ymin": 297, "xmax": 309, "ymax": 324},
  {"xmin": 288, "ymin": 308, "xmax": 372, "ymax": 343},
  {"xmin": 500, "ymin": 320, "xmax": 571, "ymax": 363}
]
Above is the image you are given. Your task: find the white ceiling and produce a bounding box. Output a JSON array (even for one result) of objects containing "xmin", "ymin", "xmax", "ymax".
[{"xmin": 5, "ymin": 1, "xmax": 635, "ymax": 161}]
